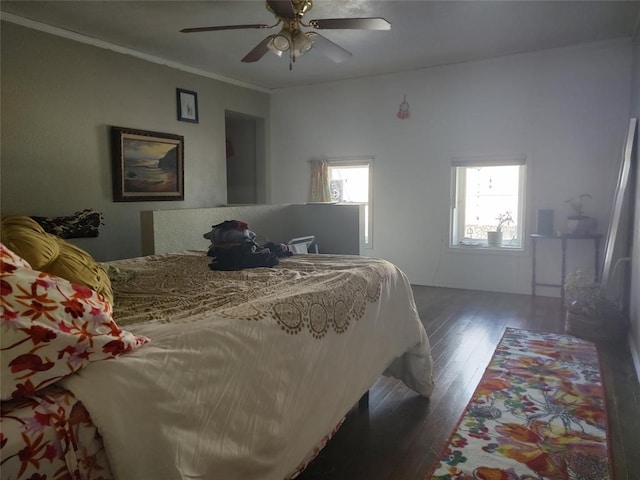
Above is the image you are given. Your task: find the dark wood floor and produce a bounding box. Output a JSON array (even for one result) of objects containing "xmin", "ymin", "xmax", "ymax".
[{"xmin": 298, "ymin": 286, "xmax": 640, "ymax": 480}]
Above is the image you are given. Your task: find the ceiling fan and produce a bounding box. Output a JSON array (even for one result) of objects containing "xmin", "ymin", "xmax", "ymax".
[{"xmin": 180, "ymin": 0, "xmax": 390, "ymax": 70}]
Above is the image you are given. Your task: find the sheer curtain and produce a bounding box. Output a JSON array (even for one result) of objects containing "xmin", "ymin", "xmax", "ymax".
[{"xmin": 309, "ymin": 159, "xmax": 331, "ymax": 202}]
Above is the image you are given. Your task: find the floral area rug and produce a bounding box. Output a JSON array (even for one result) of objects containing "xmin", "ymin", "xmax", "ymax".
[{"xmin": 428, "ymin": 327, "xmax": 611, "ymax": 480}]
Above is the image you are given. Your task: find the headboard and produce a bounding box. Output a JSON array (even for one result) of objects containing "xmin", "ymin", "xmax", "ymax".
[{"xmin": 140, "ymin": 204, "xmax": 364, "ymax": 256}]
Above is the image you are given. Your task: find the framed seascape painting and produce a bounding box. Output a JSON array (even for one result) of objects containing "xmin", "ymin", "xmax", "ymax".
[{"xmin": 111, "ymin": 126, "xmax": 184, "ymax": 202}]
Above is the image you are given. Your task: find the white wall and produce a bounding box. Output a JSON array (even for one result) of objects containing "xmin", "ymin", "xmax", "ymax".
[
  {"xmin": 0, "ymin": 22, "xmax": 270, "ymax": 261},
  {"xmin": 270, "ymin": 40, "xmax": 633, "ymax": 295},
  {"xmin": 630, "ymin": 34, "xmax": 640, "ymax": 379}
]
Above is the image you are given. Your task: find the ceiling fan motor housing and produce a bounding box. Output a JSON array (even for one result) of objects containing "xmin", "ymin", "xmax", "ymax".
[{"xmin": 266, "ymin": 0, "xmax": 313, "ymax": 19}]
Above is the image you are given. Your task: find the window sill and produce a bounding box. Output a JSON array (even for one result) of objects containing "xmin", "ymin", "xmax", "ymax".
[{"xmin": 448, "ymin": 243, "xmax": 525, "ymax": 255}]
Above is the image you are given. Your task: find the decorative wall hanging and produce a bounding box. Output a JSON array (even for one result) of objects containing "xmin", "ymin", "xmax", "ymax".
[
  {"xmin": 31, "ymin": 209, "xmax": 104, "ymax": 238},
  {"xmin": 111, "ymin": 126, "xmax": 184, "ymax": 202},
  {"xmin": 397, "ymin": 95, "xmax": 410, "ymax": 119},
  {"xmin": 177, "ymin": 88, "xmax": 199, "ymax": 123}
]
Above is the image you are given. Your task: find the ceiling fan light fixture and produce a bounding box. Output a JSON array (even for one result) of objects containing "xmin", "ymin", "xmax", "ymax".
[
  {"xmin": 267, "ymin": 28, "xmax": 313, "ymax": 61},
  {"xmin": 269, "ymin": 47, "xmax": 285, "ymax": 57},
  {"xmin": 292, "ymin": 30, "xmax": 313, "ymax": 56},
  {"xmin": 270, "ymin": 30, "xmax": 292, "ymax": 52},
  {"xmin": 267, "ymin": 38, "xmax": 285, "ymax": 56}
]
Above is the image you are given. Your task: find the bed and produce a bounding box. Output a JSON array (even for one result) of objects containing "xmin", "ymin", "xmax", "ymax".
[{"xmin": 1, "ymin": 215, "xmax": 434, "ymax": 480}]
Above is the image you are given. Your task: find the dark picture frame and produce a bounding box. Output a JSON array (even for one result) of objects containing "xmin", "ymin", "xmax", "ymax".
[
  {"xmin": 177, "ymin": 88, "xmax": 199, "ymax": 123},
  {"xmin": 111, "ymin": 126, "xmax": 185, "ymax": 202}
]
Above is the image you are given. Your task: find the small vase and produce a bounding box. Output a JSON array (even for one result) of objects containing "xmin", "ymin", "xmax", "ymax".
[
  {"xmin": 567, "ymin": 215, "xmax": 597, "ymax": 236},
  {"xmin": 487, "ymin": 231, "xmax": 502, "ymax": 246}
]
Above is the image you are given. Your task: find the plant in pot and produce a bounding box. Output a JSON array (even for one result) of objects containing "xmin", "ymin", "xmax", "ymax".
[
  {"xmin": 487, "ymin": 211, "xmax": 513, "ymax": 246},
  {"xmin": 565, "ymin": 194, "xmax": 597, "ymax": 235},
  {"xmin": 564, "ymin": 268, "xmax": 628, "ymax": 341}
]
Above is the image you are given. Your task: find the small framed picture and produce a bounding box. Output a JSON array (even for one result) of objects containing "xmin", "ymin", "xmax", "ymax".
[{"xmin": 176, "ymin": 88, "xmax": 199, "ymax": 123}]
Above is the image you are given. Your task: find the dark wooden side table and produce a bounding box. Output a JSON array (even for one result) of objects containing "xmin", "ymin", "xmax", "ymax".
[{"xmin": 530, "ymin": 233, "xmax": 603, "ymax": 303}]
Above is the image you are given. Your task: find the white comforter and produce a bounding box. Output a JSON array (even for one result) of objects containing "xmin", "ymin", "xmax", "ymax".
[{"xmin": 61, "ymin": 252, "xmax": 433, "ymax": 480}]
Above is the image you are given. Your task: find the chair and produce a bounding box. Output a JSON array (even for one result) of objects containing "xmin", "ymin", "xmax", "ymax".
[{"xmin": 287, "ymin": 235, "xmax": 318, "ymax": 254}]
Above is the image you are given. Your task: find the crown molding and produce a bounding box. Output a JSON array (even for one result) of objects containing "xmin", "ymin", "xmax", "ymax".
[{"xmin": 0, "ymin": 12, "xmax": 272, "ymax": 94}]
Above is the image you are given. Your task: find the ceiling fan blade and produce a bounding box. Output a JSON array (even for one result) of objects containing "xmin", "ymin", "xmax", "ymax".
[
  {"xmin": 267, "ymin": 0, "xmax": 296, "ymax": 19},
  {"xmin": 241, "ymin": 35, "xmax": 274, "ymax": 63},
  {"xmin": 181, "ymin": 24, "xmax": 271, "ymax": 33},
  {"xmin": 309, "ymin": 33, "xmax": 352, "ymax": 63},
  {"xmin": 309, "ymin": 17, "xmax": 391, "ymax": 30}
]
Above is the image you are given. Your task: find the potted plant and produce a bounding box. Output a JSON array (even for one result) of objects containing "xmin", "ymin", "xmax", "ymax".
[
  {"xmin": 565, "ymin": 194, "xmax": 597, "ymax": 235},
  {"xmin": 487, "ymin": 211, "xmax": 513, "ymax": 246},
  {"xmin": 564, "ymin": 268, "xmax": 628, "ymax": 341}
]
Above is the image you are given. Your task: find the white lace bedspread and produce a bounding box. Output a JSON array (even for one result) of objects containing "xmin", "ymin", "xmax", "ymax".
[{"xmin": 62, "ymin": 251, "xmax": 434, "ymax": 480}]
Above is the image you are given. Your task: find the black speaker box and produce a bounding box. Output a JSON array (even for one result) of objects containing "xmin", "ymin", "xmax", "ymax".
[{"xmin": 537, "ymin": 209, "xmax": 554, "ymax": 236}]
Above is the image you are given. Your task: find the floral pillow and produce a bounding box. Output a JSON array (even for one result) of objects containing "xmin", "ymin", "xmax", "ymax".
[
  {"xmin": 1, "ymin": 241, "xmax": 33, "ymax": 270},
  {"xmin": 0, "ymin": 243, "xmax": 149, "ymax": 400}
]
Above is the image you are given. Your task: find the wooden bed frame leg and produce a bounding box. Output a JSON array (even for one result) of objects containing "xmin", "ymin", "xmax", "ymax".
[{"xmin": 358, "ymin": 391, "xmax": 369, "ymax": 413}]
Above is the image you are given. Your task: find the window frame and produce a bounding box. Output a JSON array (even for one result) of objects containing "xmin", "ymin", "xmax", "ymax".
[
  {"xmin": 327, "ymin": 156, "xmax": 374, "ymax": 249},
  {"xmin": 450, "ymin": 154, "xmax": 528, "ymax": 251}
]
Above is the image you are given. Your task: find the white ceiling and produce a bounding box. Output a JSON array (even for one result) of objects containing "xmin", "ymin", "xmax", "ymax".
[{"xmin": 2, "ymin": 1, "xmax": 639, "ymax": 92}]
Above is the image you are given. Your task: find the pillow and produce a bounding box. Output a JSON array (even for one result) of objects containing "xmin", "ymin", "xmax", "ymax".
[
  {"xmin": 1, "ymin": 215, "xmax": 113, "ymax": 304},
  {"xmin": 0, "ymin": 240, "xmax": 33, "ymax": 270},
  {"xmin": 0, "ymin": 243, "xmax": 149, "ymax": 400},
  {"xmin": 47, "ymin": 240, "xmax": 114, "ymax": 305},
  {"xmin": 1, "ymin": 215, "xmax": 59, "ymax": 269}
]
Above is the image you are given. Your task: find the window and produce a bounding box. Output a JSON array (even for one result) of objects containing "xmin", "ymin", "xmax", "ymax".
[
  {"xmin": 328, "ymin": 158, "xmax": 373, "ymax": 248},
  {"xmin": 450, "ymin": 155, "xmax": 527, "ymax": 249}
]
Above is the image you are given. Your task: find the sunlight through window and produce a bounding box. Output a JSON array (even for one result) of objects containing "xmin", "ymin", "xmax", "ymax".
[
  {"xmin": 328, "ymin": 159, "xmax": 373, "ymax": 247},
  {"xmin": 451, "ymin": 155, "xmax": 527, "ymax": 249}
]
